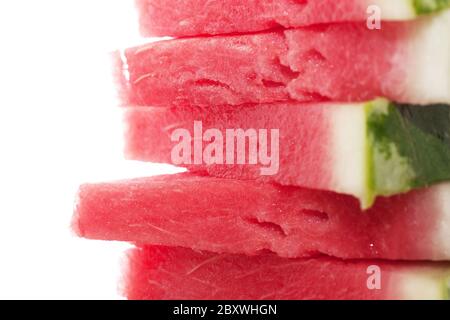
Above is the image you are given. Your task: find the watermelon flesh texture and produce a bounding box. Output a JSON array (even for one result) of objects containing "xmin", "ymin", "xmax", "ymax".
[
  {"xmin": 125, "ymin": 246, "xmax": 450, "ymax": 300},
  {"xmin": 124, "ymin": 103, "xmax": 334, "ymax": 195},
  {"xmin": 115, "ymin": 13, "xmax": 450, "ymax": 107},
  {"xmin": 136, "ymin": 0, "xmax": 450, "ymax": 37},
  {"xmin": 73, "ymin": 173, "xmax": 450, "ymax": 261}
]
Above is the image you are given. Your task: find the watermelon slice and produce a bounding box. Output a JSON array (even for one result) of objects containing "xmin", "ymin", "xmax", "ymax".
[
  {"xmin": 136, "ymin": 0, "xmax": 450, "ymax": 37},
  {"xmin": 124, "ymin": 100, "xmax": 450, "ymax": 207},
  {"xmin": 125, "ymin": 246, "xmax": 450, "ymax": 300},
  {"xmin": 73, "ymin": 173, "xmax": 450, "ymax": 261},
  {"xmin": 115, "ymin": 12, "xmax": 450, "ymax": 107}
]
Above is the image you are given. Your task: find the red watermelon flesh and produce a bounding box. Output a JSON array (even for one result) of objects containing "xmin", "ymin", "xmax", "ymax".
[
  {"xmin": 115, "ymin": 15, "xmax": 450, "ymax": 107},
  {"xmin": 135, "ymin": 0, "xmax": 376, "ymax": 37},
  {"xmin": 135, "ymin": 0, "xmax": 447, "ymax": 37},
  {"xmin": 73, "ymin": 173, "xmax": 450, "ymax": 261},
  {"xmin": 124, "ymin": 103, "xmax": 334, "ymax": 195},
  {"xmin": 125, "ymin": 246, "xmax": 450, "ymax": 300}
]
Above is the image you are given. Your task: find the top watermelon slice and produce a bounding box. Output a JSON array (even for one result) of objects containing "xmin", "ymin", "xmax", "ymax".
[
  {"xmin": 115, "ymin": 11, "xmax": 450, "ymax": 107},
  {"xmin": 135, "ymin": 0, "xmax": 450, "ymax": 37}
]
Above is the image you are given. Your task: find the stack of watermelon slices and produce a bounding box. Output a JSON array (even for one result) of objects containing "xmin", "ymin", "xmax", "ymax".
[{"xmin": 73, "ymin": 0, "xmax": 450, "ymax": 300}]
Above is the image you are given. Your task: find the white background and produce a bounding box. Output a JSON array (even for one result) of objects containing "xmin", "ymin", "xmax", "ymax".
[{"xmin": 0, "ymin": 0, "xmax": 177, "ymax": 299}]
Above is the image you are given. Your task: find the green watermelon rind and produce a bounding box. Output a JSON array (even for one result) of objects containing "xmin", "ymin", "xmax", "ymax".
[
  {"xmin": 363, "ymin": 99, "xmax": 450, "ymax": 208},
  {"xmin": 364, "ymin": 103, "xmax": 376, "ymax": 209},
  {"xmin": 413, "ymin": 0, "xmax": 450, "ymax": 14},
  {"xmin": 364, "ymin": 99, "xmax": 414, "ymax": 208}
]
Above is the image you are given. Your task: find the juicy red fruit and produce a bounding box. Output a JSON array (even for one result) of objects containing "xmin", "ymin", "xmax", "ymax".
[
  {"xmin": 74, "ymin": 173, "xmax": 448, "ymax": 260},
  {"xmin": 115, "ymin": 22, "xmax": 409, "ymax": 107}
]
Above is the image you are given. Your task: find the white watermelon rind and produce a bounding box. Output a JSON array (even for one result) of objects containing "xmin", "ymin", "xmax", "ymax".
[
  {"xmin": 332, "ymin": 99, "xmax": 450, "ymax": 209},
  {"xmin": 395, "ymin": 268, "xmax": 450, "ymax": 300},
  {"xmin": 368, "ymin": 0, "xmax": 450, "ymax": 18},
  {"xmin": 404, "ymin": 10, "xmax": 450, "ymax": 105}
]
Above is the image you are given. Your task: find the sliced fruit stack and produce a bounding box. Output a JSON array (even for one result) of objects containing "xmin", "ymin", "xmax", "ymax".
[{"xmin": 73, "ymin": 0, "xmax": 450, "ymax": 300}]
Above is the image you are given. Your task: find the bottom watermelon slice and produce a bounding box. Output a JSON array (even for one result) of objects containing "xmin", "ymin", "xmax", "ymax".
[
  {"xmin": 125, "ymin": 246, "xmax": 450, "ymax": 300},
  {"xmin": 73, "ymin": 173, "xmax": 450, "ymax": 261}
]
